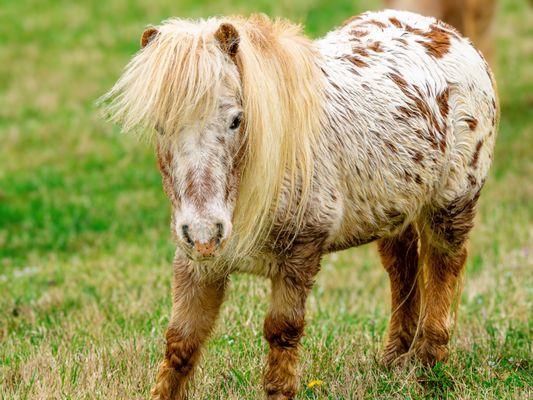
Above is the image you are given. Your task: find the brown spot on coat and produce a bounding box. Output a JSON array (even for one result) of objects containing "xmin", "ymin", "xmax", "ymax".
[
  {"xmin": 439, "ymin": 137, "xmax": 447, "ymax": 153},
  {"xmin": 465, "ymin": 116, "xmax": 478, "ymax": 131},
  {"xmin": 394, "ymin": 37, "xmax": 408, "ymax": 45},
  {"xmin": 340, "ymin": 55, "xmax": 369, "ymax": 68},
  {"xmin": 352, "ymin": 47, "xmax": 370, "ymax": 57},
  {"xmin": 470, "ymin": 140, "xmax": 483, "ymax": 168},
  {"xmin": 389, "ymin": 74, "xmax": 445, "ymax": 151},
  {"xmin": 438, "ymin": 21, "xmax": 461, "ymax": 39},
  {"xmin": 404, "ymin": 24, "xmax": 425, "ymax": 36},
  {"xmin": 397, "ymin": 105, "xmax": 417, "ymax": 118},
  {"xmin": 389, "ymin": 17, "xmax": 402, "ymax": 28},
  {"xmin": 407, "ymin": 24, "xmax": 451, "ymax": 58},
  {"xmin": 423, "ymin": 25, "xmax": 451, "ymax": 58},
  {"xmin": 412, "ymin": 151, "xmax": 424, "ymax": 163},
  {"xmin": 436, "ymin": 88, "xmax": 450, "ymax": 118},
  {"xmin": 413, "ymin": 96, "xmax": 433, "ymax": 123},
  {"xmin": 388, "ymin": 73, "xmax": 409, "ymax": 92},
  {"xmin": 368, "ymin": 41, "xmax": 383, "ymax": 52},
  {"xmin": 368, "ymin": 19, "xmax": 388, "ymax": 29},
  {"xmin": 350, "ymin": 29, "xmax": 368, "ymax": 37},
  {"xmin": 384, "ymin": 140, "xmax": 398, "ymax": 153},
  {"xmin": 414, "ymin": 128, "xmax": 425, "ymax": 140}
]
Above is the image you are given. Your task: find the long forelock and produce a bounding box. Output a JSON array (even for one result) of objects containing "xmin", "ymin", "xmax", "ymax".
[{"xmin": 100, "ymin": 18, "xmax": 239, "ymax": 135}]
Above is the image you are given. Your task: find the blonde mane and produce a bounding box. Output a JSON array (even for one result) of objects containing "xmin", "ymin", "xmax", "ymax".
[{"xmin": 100, "ymin": 14, "xmax": 326, "ymax": 259}]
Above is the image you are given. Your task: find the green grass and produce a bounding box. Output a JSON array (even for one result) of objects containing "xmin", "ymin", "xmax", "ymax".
[{"xmin": 0, "ymin": 0, "xmax": 531, "ymax": 398}]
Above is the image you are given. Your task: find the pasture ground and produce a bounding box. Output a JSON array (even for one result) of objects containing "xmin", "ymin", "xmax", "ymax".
[{"xmin": 0, "ymin": 0, "xmax": 531, "ymax": 398}]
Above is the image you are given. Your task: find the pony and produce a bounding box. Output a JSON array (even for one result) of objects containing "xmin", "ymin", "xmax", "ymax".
[{"xmin": 101, "ymin": 9, "xmax": 498, "ymax": 400}]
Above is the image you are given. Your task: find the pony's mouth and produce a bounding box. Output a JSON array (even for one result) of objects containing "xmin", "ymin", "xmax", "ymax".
[
  {"xmin": 179, "ymin": 243, "xmax": 223, "ymax": 263},
  {"xmin": 185, "ymin": 252, "xmax": 216, "ymax": 263}
]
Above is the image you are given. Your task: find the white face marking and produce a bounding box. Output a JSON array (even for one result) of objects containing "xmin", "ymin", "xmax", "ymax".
[{"xmin": 158, "ymin": 82, "xmax": 243, "ymax": 259}]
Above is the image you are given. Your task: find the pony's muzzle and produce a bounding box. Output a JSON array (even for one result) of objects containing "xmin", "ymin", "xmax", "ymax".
[{"xmin": 180, "ymin": 223, "xmax": 226, "ymax": 258}]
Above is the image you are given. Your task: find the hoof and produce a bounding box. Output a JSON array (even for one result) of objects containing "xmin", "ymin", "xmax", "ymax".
[
  {"xmin": 265, "ymin": 385, "xmax": 296, "ymax": 400},
  {"xmin": 266, "ymin": 393, "xmax": 295, "ymax": 400},
  {"xmin": 382, "ymin": 348, "xmax": 411, "ymax": 368},
  {"xmin": 381, "ymin": 335, "xmax": 414, "ymax": 368},
  {"xmin": 150, "ymin": 359, "xmax": 187, "ymax": 400},
  {"xmin": 414, "ymin": 339, "xmax": 448, "ymax": 366}
]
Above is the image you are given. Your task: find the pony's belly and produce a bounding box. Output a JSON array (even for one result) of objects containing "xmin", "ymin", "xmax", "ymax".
[
  {"xmin": 234, "ymin": 254, "xmax": 279, "ymax": 277},
  {"xmin": 325, "ymin": 231, "xmax": 381, "ymax": 253},
  {"xmin": 325, "ymin": 218, "xmax": 405, "ymax": 253},
  {"xmin": 323, "ymin": 189, "xmax": 423, "ymax": 253}
]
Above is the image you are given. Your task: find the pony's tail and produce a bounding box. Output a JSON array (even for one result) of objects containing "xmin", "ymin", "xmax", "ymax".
[{"xmin": 409, "ymin": 227, "xmax": 428, "ymax": 356}]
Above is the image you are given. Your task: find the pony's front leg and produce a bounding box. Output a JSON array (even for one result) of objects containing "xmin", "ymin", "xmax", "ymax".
[
  {"xmin": 263, "ymin": 250, "xmax": 321, "ymax": 400},
  {"xmin": 151, "ymin": 258, "xmax": 227, "ymax": 400}
]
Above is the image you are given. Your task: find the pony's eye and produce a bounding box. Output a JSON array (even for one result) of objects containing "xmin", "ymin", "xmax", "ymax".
[{"xmin": 229, "ymin": 113, "xmax": 243, "ymax": 130}]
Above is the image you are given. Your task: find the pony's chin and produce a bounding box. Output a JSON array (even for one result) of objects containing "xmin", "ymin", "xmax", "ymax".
[
  {"xmin": 190, "ymin": 254, "xmax": 216, "ymax": 263},
  {"xmin": 189, "ymin": 258, "xmax": 232, "ymax": 282},
  {"xmin": 178, "ymin": 250, "xmax": 225, "ymax": 270}
]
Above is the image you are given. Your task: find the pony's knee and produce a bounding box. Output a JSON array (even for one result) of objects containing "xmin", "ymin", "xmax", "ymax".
[
  {"xmin": 264, "ymin": 317, "xmax": 305, "ymax": 349},
  {"xmin": 165, "ymin": 328, "xmax": 198, "ymax": 374}
]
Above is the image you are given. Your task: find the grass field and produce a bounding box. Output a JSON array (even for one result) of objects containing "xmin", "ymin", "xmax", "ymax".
[{"xmin": 0, "ymin": 0, "xmax": 531, "ymax": 398}]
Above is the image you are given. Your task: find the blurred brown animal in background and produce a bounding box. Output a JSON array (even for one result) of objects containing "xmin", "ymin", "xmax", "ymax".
[{"xmin": 384, "ymin": 0, "xmax": 497, "ymax": 64}]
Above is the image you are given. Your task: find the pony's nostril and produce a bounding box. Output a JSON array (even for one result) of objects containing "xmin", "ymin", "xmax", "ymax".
[
  {"xmin": 215, "ymin": 223, "xmax": 224, "ymax": 244},
  {"xmin": 215, "ymin": 223, "xmax": 224, "ymax": 237},
  {"xmin": 181, "ymin": 224, "xmax": 194, "ymax": 247}
]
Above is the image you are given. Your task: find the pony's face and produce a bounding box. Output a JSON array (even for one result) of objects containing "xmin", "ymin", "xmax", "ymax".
[
  {"xmin": 101, "ymin": 18, "xmax": 324, "ymax": 261},
  {"xmin": 156, "ymin": 81, "xmax": 244, "ymax": 261}
]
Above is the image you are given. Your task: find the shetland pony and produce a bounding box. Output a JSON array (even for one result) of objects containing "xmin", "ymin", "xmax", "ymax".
[{"xmin": 101, "ymin": 10, "xmax": 498, "ymax": 400}]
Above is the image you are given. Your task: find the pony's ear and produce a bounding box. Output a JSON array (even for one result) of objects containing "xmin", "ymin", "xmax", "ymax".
[
  {"xmin": 140, "ymin": 27, "xmax": 159, "ymax": 48},
  {"xmin": 214, "ymin": 23, "xmax": 240, "ymax": 57}
]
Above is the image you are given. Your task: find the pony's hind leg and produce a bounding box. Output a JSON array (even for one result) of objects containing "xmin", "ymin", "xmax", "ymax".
[
  {"xmin": 415, "ymin": 191, "xmax": 480, "ymax": 366},
  {"xmin": 378, "ymin": 224, "xmax": 421, "ymax": 366}
]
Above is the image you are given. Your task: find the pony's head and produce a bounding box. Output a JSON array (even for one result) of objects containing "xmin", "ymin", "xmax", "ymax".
[{"xmin": 100, "ymin": 15, "xmax": 324, "ymax": 263}]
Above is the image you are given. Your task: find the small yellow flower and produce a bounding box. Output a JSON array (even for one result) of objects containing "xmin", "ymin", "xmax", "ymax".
[{"xmin": 307, "ymin": 379, "xmax": 324, "ymax": 389}]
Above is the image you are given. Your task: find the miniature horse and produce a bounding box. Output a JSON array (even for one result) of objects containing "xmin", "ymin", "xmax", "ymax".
[{"xmin": 101, "ymin": 9, "xmax": 498, "ymax": 399}]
